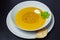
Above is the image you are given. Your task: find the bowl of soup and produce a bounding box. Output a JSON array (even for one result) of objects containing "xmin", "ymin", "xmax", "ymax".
[{"xmin": 11, "ymin": 1, "xmax": 51, "ymax": 31}]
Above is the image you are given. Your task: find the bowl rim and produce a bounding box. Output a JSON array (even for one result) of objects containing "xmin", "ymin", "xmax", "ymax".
[{"xmin": 10, "ymin": 1, "xmax": 52, "ymax": 31}]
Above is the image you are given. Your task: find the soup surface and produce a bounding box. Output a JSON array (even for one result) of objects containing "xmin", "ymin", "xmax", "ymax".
[{"xmin": 15, "ymin": 7, "xmax": 46, "ymax": 30}]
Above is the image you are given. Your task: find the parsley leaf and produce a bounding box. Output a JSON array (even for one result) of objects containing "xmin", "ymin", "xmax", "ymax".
[{"xmin": 41, "ymin": 12, "xmax": 50, "ymax": 19}]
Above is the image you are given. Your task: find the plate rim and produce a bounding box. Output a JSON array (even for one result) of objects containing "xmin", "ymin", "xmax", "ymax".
[{"xmin": 6, "ymin": 1, "xmax": 55, "ymax": 39}]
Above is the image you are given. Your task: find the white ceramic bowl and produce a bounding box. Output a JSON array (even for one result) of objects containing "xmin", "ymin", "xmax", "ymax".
[{"xmin": 10, "ymin": 1, "xmax": 52, "ymax": 31}]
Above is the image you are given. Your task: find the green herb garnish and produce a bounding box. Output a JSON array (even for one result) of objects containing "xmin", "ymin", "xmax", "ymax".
[{"xmin": 41, "ymin": 12, "xmax": 50, "ymax": 19}]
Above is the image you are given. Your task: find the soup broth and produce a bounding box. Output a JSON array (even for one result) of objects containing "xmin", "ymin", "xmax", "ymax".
[{"xmin": 15, "ymin": 7, "xmax": 46, "ymax": 30}]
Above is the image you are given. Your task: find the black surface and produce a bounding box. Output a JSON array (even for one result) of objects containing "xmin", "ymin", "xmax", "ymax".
[{"xmin": 0, "ymin": 0, "xmax": 60, "ymax": 40}]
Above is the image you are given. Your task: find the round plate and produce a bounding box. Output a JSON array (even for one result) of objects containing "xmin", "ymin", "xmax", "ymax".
[{"xmin": 6, "ymin": 1, "xmax": 55, "ymax": 39}]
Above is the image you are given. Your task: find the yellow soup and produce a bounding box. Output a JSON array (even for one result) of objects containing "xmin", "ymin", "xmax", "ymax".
[{"xmin": 15, "ymin": 7, "xmax": 46, "ymax": 31}]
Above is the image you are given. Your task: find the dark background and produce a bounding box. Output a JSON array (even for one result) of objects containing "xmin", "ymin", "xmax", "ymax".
[{"xmin": 0, "ymin": 0, "xmax": 60, "ymax": 40}]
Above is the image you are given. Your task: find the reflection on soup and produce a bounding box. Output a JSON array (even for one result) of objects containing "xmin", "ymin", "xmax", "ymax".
[{"xmin": 15, "ymin": 7, "xmax": 46, "ymax": 30}]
